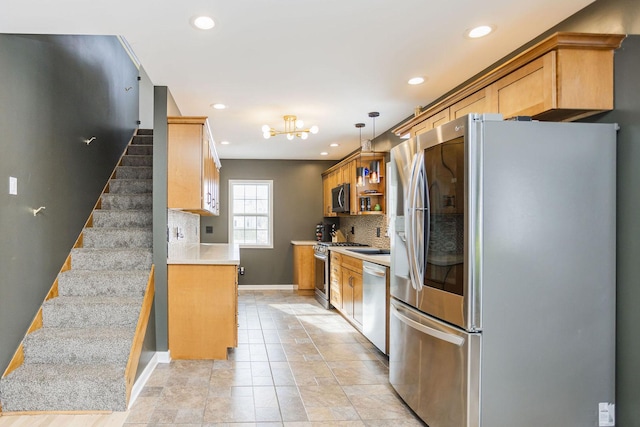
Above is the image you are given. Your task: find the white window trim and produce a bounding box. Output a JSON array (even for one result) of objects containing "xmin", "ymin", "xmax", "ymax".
[{"xmin": 228, "ymin": 179, "xmax": 274, "ymax": 249}]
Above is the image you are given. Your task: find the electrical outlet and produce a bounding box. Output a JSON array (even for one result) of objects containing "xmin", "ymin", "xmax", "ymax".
[
  {"xmin": 376, "ymin": 227, "xmax": 381, "ymax": 237},
  {"xmin": 9, "ymin": 177, "xmax": 17, "ymax": 195}
]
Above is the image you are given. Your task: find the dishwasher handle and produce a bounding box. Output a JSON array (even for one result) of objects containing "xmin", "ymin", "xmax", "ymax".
[{"xmin": 363, "ymin": 264, "xmax": 386, "ymax": 278}]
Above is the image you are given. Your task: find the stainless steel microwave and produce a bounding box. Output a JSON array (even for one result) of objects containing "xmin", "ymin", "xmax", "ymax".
[{"xmin": 331, "ymin": 183, "xmax": 350, "ymax": 213}]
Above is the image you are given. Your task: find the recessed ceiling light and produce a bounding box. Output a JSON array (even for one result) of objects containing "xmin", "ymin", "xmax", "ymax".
[
  {"xmin": 212, "ymin": 103, "xmax": 226, "ymax": 110},
  {"xmin": 192, "ymin": 16, "xmax": 215, "ymax": 30},
  {"xmin": 330, "ymin": 143, "xmax": 339, "ymax": 147},
  {"xmin": 466, "ymin": 25, "xmax": 494, "ymax": 39},
  {"xmin": 320, "ymin": 152, "xmax": 329, "ymax": 156},
  {"xmin": 220, "ymin": 140, "xmax": 230, "ymax": 145},
  {"xmin": 408, "ymin": 77, "xmax": 425, "ymax": 85}
]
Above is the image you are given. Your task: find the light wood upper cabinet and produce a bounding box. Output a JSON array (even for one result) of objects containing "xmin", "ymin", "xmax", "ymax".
[
  {"xmin": 168, "ymin": 116, "xmax": 221, "ymax": 216},
  {"xmin": 449, "ymin": 88, "xmax": 495, "ymax": 121},
  {"xmin": 412, "ymin": 108, "xmax": 450, "ymax": 138},
  {"xmin": 394, "ymin": 32, "xmax": 625, "ymax": 137}
]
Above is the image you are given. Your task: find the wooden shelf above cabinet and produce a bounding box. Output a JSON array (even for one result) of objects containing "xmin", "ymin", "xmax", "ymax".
[{"xmin": 393, "ymin": 32, "xmax": 625, "ymax": 137}]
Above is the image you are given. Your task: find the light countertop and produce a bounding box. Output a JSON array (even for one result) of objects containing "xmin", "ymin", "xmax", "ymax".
[
  {"xmin": 290, "ymin": 240, "xmax": 319, "ymax": 246},
  {"xmin": 329, "ymin": 246, "xmax": 391, "ymax": 267},
  {"xmin": 168, "ymin": 243, "xmax": 240, "ymax": 265}
]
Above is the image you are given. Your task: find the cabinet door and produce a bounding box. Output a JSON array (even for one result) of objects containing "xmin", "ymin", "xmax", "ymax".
[
  {"xmin": 489, "ymin": 52, "xmax": 555, "ymax": 119},
  {"xmin": 352, "ymin": 270, "xmax": 363, "ymax": 327},
  {"xmin": 342, "ymin": 269, "xmax": 354, "ymax": 318},
  {"xmin": 450, "ymin": 88, "xmax": 498, "ymax": 120},
  {"xmin": 322, "ymin": 173, "xmax": 333, "ymax": 216},
  {"xmin": 330, "ymin": 253, "xmax": 342, "ymax": 308},
  {"xmin": 168, "ymin": 264, "xmax": 237, "ymax": 359},
  {"xmin": 412, "ymin": 108, "xmax": 450, "ymax": 138},
  {"xmin": 168, "ymin": 123, "xmax": 203, "ymax": 210},
  {"xmin": 293, "ymin": 245, "xmax": 315, "ymax": 292}
]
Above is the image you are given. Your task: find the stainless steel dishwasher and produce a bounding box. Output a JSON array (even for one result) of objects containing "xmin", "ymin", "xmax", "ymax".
[{"xmin": 362, "ymin": 261, "xmax": 387, "ymax": 354}]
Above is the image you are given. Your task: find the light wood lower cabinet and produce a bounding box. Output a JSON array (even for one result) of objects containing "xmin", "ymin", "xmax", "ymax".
[
  {"xmin": 168, "ymin": 264, "xmax": 238, "ymax": 359},
  {"xmin": 292, "ymin": 244, "xmax": 315, "ymax": 294},
  {"xmin": 329, "ymin": 252, "xmax": 342, "ymax": 309},
  {"xmin": 334, "ymin": 254, "xmax": 363, "ymax": 329}
]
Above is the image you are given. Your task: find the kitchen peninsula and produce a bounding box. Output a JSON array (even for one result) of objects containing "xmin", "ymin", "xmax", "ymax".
[{"xmin": 167, "ymin": 243, "xmax": 240, "ymax": 360}]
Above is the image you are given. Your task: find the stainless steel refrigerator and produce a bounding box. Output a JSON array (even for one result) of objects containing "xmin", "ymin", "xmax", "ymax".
[{"xmin": 389, "ymin": 114, "xmax": 616, "ymax": 427}]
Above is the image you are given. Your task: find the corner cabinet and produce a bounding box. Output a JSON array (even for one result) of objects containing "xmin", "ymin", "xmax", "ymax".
[{"xmin": 168, "ymin": 116, "xmax": 221, "ymax": 216}]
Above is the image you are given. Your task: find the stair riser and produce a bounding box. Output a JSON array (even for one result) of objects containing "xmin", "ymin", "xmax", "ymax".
[
  {"xmin": 83, "ymin": 229, "xmax": 152, "ymax": 249},
  {"xmin": 127, "ymin": 144, "xmax": 153, "ymax": 156},
  {"xmin": 133, "ymin": 132, "xmax": 153, "ymax": 140},
  {"xmin": 115, "ymin": 166, "xmax": 153, "ymax": 180},
  {"xmin": 58, "ymin": 272, "xmax": 148, "ymax": 297},
  {"xmin": 93, "ymin": 211, "xmax": 152, "ymax": 228},
  {"xmin": 43, "ymin": 302, "xmax": 141, "ymax": 328},
  {"xmin": 0, "ymin": 376, "xmax": 126, "ymax": 412},
  {"xmin": 109, "ymin": 179, "xmax": 152, "ymax": 194},
  {"xmin": 71, "ymin": 249, "xmax": 152, "ymax": 271},
  {"xmin": 121, "ymin": 155, "xmax": 152, "ymax": 166},
  {"xmin": 23, "ymin": 335, "xmax": 132, "ymax": 365},
  {"xmin": 101, "ymin": 194, "xmax": 152, "ymax": 210}
]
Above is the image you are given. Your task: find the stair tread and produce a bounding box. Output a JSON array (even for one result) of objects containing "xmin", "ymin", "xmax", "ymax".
[{"xmin": 3, "ymin": 363, "xmax": 125, "ymax": 381}]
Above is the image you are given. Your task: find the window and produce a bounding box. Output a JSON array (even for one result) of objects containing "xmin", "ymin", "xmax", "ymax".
[{"xmin": 229, "ymin": 180, "xmax": 273, "ymax": 248}]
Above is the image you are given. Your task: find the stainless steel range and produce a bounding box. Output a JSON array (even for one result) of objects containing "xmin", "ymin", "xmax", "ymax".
[{"xmin": 313, "ymin": 242, "xmax": 368, "ymax": 308}]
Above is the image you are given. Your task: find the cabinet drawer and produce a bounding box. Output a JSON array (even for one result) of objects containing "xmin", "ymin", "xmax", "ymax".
[{"xmin": 341, "ymin": 254, "xmax": 362, "ymax": 272}]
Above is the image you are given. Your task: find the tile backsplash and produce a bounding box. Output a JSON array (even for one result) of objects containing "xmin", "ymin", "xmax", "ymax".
[
  {"xmin": 339, "ymin": 215, "xmax": 390, "ymax": 249},
  {"xmin": 167, "ymin": 209, "xmax": 200, "ymax": 244}
]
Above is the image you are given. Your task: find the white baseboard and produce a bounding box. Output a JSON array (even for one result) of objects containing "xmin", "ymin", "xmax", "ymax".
[
  {"xmin": 128, "ymin": 353, "xmax": 159, "ymax": 409},
  {"xmin": 238, "ymin": 284, "xmax": 297, "ymax": 290},
  {"xmin": 157, "ymin": 351, "xmax": 171, "ymax": 364}
]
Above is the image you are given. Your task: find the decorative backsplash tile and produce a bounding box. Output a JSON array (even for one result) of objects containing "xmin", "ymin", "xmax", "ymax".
[
  {"xmin": 339, "ymin": 215, "xmax": 390, "ymax": 249},
  {"xmin": 167, "ymin": 209, "xmax": 200, "ymax": 244}
]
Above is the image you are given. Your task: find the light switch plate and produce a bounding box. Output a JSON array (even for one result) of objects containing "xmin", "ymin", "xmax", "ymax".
[{"xmin": 9, "ymin": 176, "xmax": 17, "ymax": 195}]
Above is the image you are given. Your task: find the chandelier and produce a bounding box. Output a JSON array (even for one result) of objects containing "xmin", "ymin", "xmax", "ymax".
[{"xmin": 262, "ymin": 115, "xmax": 319, "ymax": 140}]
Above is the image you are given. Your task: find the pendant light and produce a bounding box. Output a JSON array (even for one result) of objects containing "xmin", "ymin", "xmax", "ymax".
[
  {"xmin": 355, "ymin": 123, "xmax": 367, "ymax": 187},
  {"xmin": 368, "ymin": 112, "xmax": 381, "ymax": 184}
]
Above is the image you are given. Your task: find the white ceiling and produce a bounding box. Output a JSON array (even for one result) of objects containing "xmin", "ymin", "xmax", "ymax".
[{"xmin": 1, "ymin": 0, "xmax": 594, "ymax": 160}]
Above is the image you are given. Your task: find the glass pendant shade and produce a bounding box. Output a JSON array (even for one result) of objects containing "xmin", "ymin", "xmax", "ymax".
[
  {"xmin": 356, "ymin": 166, "xmax": 367, "ymax": 187},
  {"xmin": 369, "ymin": 160, "xmax": 380, "ymax": 184}
]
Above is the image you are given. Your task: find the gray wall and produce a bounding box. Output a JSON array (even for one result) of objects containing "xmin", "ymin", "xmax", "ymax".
[
  {"xmin": 201, "ymin": 159, "xmax": 335, "ymax": 285},
  {"xmin": 587, "ymin": 34, "xmax": 640, "ymax": 426},
  {"xmin": 0, "ymin": 34, "xmax": 139, "ymax": 374},
  {"xmin": 533, "ymin": 2, "xmax": 640, "ymax": 423}
]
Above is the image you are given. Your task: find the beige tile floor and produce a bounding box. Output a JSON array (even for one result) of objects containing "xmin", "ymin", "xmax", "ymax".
[{"xmin": 124, "ymin": 290, "xmax": 425, "ymax": 426}]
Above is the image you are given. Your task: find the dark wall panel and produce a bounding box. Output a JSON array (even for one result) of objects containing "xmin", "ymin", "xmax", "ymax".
[
  {"xmin": 0, "ymin": 34, "xmax": 139, "ymax": 374},
  {"xmin": 201, "ymin": 159, "xmax": 336, "ymax": 285}
]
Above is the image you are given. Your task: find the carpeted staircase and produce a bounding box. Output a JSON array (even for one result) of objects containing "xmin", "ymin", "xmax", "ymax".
[{"xmin": 0, "ymin": 130, "xmax": 154, "ymax": 412}]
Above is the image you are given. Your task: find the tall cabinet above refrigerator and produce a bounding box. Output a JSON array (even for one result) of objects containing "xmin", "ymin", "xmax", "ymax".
[{"xmin": 389, "ymin": 114, "xmax": 617, "ymax": 427}]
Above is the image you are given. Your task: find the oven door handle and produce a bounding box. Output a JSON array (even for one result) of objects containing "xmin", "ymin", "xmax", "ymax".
[{"xmin": 391, "ymin": 305, "xmax": 465, "ymax": 346}]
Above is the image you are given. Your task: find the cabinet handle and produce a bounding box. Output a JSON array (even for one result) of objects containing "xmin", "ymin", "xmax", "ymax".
[{"xmin": 207, "ymin": 192, "xmax": 212, "ymax": 204}]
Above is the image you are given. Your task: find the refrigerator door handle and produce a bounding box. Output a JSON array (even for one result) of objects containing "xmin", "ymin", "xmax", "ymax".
[
  {"xmin": 408, "ymin": 150, "xmax": 426, "ymax": 292},
  {"xmin": 406, "ymin": 153, "xmax": 418, "ymax": 290},
  {"xmin": 391, "ymin": 304, "xmax": 465, "ymax": 346}
]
